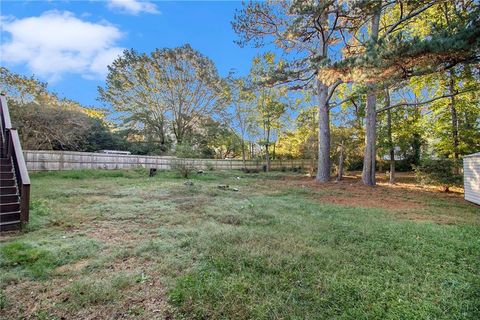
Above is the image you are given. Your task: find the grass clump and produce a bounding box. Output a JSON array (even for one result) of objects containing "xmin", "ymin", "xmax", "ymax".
[
  {"xmin": 64, "ymin": 273, "xmax": 136, "ymax": 308},
  {"xmin": 0, "ymin": 237, "xmax": 100, "ymax": 282},
  {"xmin": 0, "ymin": 242, "xmax": 55, "ymax": 279},
  {"xmin": 24, "ymin": 199, "xmax": 52, "ymax": 231},
  {"xmin": 0, "ymin": 289, "xmax": 7, "ymax": 310}
]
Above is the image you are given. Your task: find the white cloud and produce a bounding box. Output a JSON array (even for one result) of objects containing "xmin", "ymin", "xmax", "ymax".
[
  {"xmin": 1, "ymin": 11, "xmax": 125, "ymax": 81},
  {"xmin": 107, "ymin": 0, "xmax": 160, "ymax": 15}
]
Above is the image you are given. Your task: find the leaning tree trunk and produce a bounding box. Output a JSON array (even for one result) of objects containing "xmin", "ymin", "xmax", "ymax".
[
  {"xmin": 316, "ymin": 81, "xmax": 330, "ymax": 182},
  {"xmin": 361, "ymin": 4, "xmax": 381, "ymax": 186}
]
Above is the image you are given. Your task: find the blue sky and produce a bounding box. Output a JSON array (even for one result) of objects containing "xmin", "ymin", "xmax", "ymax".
[{"xmin": 1, "ymin": 0, "xmax": 272, "ymax": 108}]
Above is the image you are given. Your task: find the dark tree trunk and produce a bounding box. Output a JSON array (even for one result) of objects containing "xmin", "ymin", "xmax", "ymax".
[
  {"xmin": 448, "ymin": 73, "xmax": 459, "ymax": 160},
  {"xmin": 448, "ymin": 71, "xmax": 460, "ymax": 175}
]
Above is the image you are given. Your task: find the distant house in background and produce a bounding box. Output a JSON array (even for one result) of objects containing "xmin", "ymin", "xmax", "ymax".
[
  {"xmin": 463, "ymin": 152, "xmax": 480, "ymax": 205},
  {"xmin": 381, "ymin": 146, "xmax": 404, "ymax": 161},
  {"xmin": 98, "ymin": 150, "xmax": 131, "ymax": 155}
]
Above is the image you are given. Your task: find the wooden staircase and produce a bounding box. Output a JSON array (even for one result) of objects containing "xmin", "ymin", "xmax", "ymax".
[{"xmin": 0, "ymin": 94, "xmax": 30, "ymax": 232}]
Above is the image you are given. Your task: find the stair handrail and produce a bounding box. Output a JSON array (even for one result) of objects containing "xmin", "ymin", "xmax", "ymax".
[
  {"xmin": 0, "ymin": 93, "xmax": 12, "ymax": 145},
  {"xmin": 0, "ymin": 94, "xmax": 30, "ymax": 223}
]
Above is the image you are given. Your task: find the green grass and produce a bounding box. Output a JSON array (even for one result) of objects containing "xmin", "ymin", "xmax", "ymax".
[
  {"xmin": 64, "ymin": 272, "xmax": 138, "ymax": 309},
  {"xmin": 1, "ymin": 169, "xmax": 479, "ymax": 319},
  {"xmin": 0, "ymin": 236, "xmax": 100, "ymax": 280}
]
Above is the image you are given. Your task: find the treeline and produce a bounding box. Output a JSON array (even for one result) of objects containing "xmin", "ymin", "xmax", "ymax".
[
  {"xmin": 0, "ymin": 66, "xmax": 241, "ymax": 157},
  {"xmin": 1, "ymin": 1, "xmax": 479, "ymax": 188},
  {"xmin": 232, "ymin": 0, "xmax": 480, "ymax": 185},
  {"xmin": 0, "ymin": 67, "xmax": 117, "ymax": 152}
]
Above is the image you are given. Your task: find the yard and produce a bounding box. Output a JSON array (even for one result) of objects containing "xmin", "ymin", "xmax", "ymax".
[{"xmin": 1, "ymin": 169, "xmax": 479, "ymax": 319}]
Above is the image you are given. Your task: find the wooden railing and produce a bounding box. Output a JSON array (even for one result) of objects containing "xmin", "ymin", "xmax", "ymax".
[{"xmin": 0, "ymin": 94, "xmax": 30, "ymax": 223}]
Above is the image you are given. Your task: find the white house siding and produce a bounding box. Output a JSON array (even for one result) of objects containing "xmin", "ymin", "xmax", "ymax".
[{"xmin": 464, "ymin": 153, "xmax": 480, "ymax": 205}]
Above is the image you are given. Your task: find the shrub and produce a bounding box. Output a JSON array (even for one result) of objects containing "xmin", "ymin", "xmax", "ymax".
[
  {"xmin": 205, "ymin": 162, "xmax": 215, "ymax": 171},
  {"xmin": 175, "ymin": 143, "xmax": 198, "ymax": 158},
  {"xmin": 413, "ymin": 159, "xmax": 463, "ymax": 192},
  {"xmin": 172, "ymin": 161, "xmax": 196, "ymax": 178}
]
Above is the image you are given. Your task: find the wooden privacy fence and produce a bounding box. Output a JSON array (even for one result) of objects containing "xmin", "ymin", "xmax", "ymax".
[{"xmin": 23, "ymin": 150, "xmax": 312, "ymax": 172}]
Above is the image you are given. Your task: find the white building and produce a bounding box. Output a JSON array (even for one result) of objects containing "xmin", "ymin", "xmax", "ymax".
[{"xmin": 463, "ymin": 152, "xmax": 480, "ymax": 205}]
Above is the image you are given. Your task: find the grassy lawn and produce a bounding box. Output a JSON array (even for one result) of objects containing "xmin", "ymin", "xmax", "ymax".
[{"xmin": 1, "ymin": 169, "xmax": 479, "ymax": 319}]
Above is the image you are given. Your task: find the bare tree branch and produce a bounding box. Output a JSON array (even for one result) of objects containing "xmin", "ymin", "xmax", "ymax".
[{"xmin": 376, "ymin": 88, "xmax": 477, "ymax": 113}]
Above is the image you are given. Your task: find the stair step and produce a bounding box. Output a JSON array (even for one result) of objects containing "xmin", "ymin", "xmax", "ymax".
[
  {"xmin": 0, "ymin": 172, "xmax": 14, "ymax": 179},
  {"xmin": 0, "ymin": 159, "xmax": 11, "ymax": 165},
  {"xmin": 0, "ymin": 202, "xmax": 20, "ymax": 213},
  {"xmin": 0, "ymin": 194, "xmax": 20, "ymax": 203},
  {"xmin": 0, "ymin": 220, "xmax": 21, "ymax": 231},
  {"xmin": 0, "ymin": 210, "xmax": 21, "ymax": 223},
  {"xmin": 0, "ymin": 165, "xmax": 13, "ymax": 172},
  {"xmin": 0, "ymin": 186, "xmax": 17, "ymax": 195},
  {"xmin": 0, "ymin": 179, "xmax": 16, "ymax": 187}
]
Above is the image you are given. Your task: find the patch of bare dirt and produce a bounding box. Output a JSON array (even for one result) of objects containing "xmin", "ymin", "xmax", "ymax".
[
  {"xmin": 55, "ymin": 259, "xmax": 90, "ymax": 274},
  {"xmin": 280, "ymin": 172, "xmax": 477, "ymax": 225},
  {"xmin": 284, "ymin": 175, "xmax": 424, "ymax": 211},
  {"xmin": 86, "ymin": 224, "xmax": 138, "ymax": 245},
  {"xmin": 2, "ymin": 257, "xmax": 170, "ymax": 320}
]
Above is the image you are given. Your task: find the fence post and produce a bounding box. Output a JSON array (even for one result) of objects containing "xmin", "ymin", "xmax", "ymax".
[{"xmin": 59, "ymin": 152, "xmax": 64, "ymax": 170}]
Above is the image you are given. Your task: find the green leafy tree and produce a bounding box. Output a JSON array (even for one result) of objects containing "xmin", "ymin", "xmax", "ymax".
[
  {"xmin": 249, "ymin": 53, "xmax": 289, "ymax": 172},
  {"xmin": 414, "ymin": 159, "xmax": 463, "ymax": 192},
  {"xmin": 233, "ymin": 1, "xmax": 346, "ymax": 181},
  {"xmin": 227, "ymin": 75, "xmax": 256, "ymax": 169},
  {"xmin": 99, "ymin": 45, "xmax": 228, "ymax": 150},
  {"xmin": 1, "ymin": 68, "xmax": 116, "ymax": 152}
]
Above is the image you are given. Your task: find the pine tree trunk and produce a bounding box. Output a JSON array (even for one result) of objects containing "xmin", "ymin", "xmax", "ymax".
[
  {"xmin": 362, "ymin": 88, "xmax": 377, "ymax": 186},
  {"xmin": 316, "ymin": 81, "xmax": 330, "ymax": 182},
  {"xmin": 361, "ymin": 4, "xmax": 381, "ymax": 186}
]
